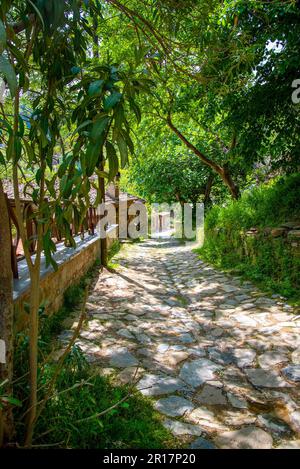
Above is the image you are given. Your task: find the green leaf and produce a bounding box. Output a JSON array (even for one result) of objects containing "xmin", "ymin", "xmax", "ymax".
[
  {"xmin": 112, "ymin": 104, "xmax": 125, "ymax": 140},
  {"xmin": 72, "ymin": 119, "xmax": 92, "ymax": 136},
  {"xmin": 121, "ymin": 402, "xmax": 130, "ymax": 409},
  {"xmin": 85, "ymin": 141, "xmax": 100, "ymax": 177},
  {"xmin": 0, "ymin": 380, "xmax": 8, "ymax": 388},
  {"xmin": 71, "ymin": 66, "xmax": 81, "ymax": 75},
  {"xmin": 14, "ymin": 136, "xmax": 22, "ymax": 164},
  {"xmin": 43, "ymin": 230, "xmax": 57, "ymax": 270},
  {"xmin": 90, "ymin": 116, "xmax": 109, "ymax": 143},
  {"xmin": 7, "ymin": 43, "xmax": 29, "ymax": 72},
  {"xmin": 22, "ymin": 138, "xmax": 35, "ymax": 164},
  {"xmin": 88, "ymin": 79, "xmax": 104, "ymax": 96},
  {"xmin": 39, "ymin": 128, "xmax": 48, "ymax": 148},
  {"xmin": 0, "ymin": 20, "xmax": 6, "ymax": 52},
  {"xmin": 104, "ymin": 91, "xmax": 122, "ymax": 111},
  {"xmin": 0, "ymin": 118, "xmax": 13, "ymax": 135},
  {"xmin": 35, "ymin": 168, "xmax": 42, "ymax": 184},
  {"xmin": 122, "ymin": 130, "xmax": 134, "ymax": 155},
  {"xmin": 18, "ymin": 116, "xmax": 25, "ymax": 137},
  {"xmin": 1, "ymin": 396, "xmax": 22, "ymax": 407},
  {"xmin": 129, "ymin": 98, "xmax": 141, "ymax": 123},
  {"xmin": 6, "ymin": 134, "xmax": 14, "ymax": 161},
  {"xmin": 95, "ymin": 169, "xmax": 109, "ymax": 179},
  {"xmin": 26, "ymin": 0, "xmax": 45, "ymax": 30},
  {"xmin": 106, "ymin": 141, "xmax": 119, "ymax": 181},
  {"xmin": 0, "ymin": 54, "xmax": 17, "ymax": 97},
  {"xmin": 0, "ymin": 151, "xmax": 5, "ymax": 166},
  {"xmin": 117, "ymin": 135, "xmax": 128, "ymax": 168}
]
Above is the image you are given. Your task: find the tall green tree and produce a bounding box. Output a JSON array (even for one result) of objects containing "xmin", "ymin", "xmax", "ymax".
[{"xmin": 0, "ymin": 0, "xmax": 146, "ymax": 446}]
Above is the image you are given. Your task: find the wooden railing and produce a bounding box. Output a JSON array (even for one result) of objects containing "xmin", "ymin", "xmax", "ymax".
[{"xmin": 6, "ymin": 196, "xmax": 100, "ymax": 279}]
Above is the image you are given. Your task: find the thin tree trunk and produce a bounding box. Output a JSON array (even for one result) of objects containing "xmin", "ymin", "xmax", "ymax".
[
  {"xmin": 10, "ymin": 87, "xmax": 41, "ymax": 446},
  {"xmin": 166, "ymin": 115, "xmax": 239, "ymax": 199},
  {"xmin": 24, "ymin": 165, "xmax": 45, "ymax": 447},
  {"xmin": 222, "ymin": 164, "xmax": 239, "ymax": 199},
  {"xmin": 98, "ymin": 170, "xmax": 108, "ymax": 267},
  {"xmin": 24, "ymin": 266, "xmax": 41, "ymax": 447},
  {"xmin": 93, "ymin": 19, "xmax": 107, "ymax": 266},
  {"xmin": 0, "ymin": 181, "xmax": 14, "ymax": 446}
]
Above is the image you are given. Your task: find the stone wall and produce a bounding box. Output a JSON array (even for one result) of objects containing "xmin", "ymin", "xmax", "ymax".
[
  {"xmin": 14, "ymin": 237, "xmax": 101, "ymax": 331},
  {"xmin": 245, "ymin": 221, "xmax": 300, "ymax": 253}
]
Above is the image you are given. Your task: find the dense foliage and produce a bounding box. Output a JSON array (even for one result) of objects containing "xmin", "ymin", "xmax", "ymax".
[
  {"xmin": 1, "ymin": 0, "xmax": 300, "ymax": 449},
  {"xmin": 122, "ymin": 121, "xmax": 217, "ymax": 205},
  {"xmin": 198, "ymin": 175, "xmax": 300, "ymax": 301},
  {"xmin": 33, "ymin": 351, "xmax": 177, "ymax": 449}
]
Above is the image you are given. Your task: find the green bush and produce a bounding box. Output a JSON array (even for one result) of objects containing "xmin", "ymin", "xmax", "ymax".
[{"xmin": 198, "ymin": 174, "xmax": 300, "ymax": 301}]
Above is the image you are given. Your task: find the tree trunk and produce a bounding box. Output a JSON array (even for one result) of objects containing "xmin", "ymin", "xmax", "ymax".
[
  {"xmin": 167, "ymin": 115, "xmax": 240, "ymax": 199},
  {"xmin": 221, "ymin": 164, "xmax": 239, "ymax": 200},
  {"xmin": 203, "ymin": 174, "xmax": 214, "ymax": 205},
  {"xmin": 175, "ymin": 192, "xmax": 184, "ymax": 207},
  {"xmin": 93, "ymin": 21, "xmax": 108, "ymax": 266},
  {"xmin": 24, "ymin": 267, "xmax": 40, "ymax": 447},
  {"xmin": 0, "ymin": 180, "xmax": 14, "ymax": 445},
  {"xmin": 98, "ymin": 166, "xmax": 108, "ymax": 267}
]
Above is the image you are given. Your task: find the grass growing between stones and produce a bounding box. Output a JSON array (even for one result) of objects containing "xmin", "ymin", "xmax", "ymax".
[
  {"xmin": 13, "ymin": 259, "xmax": 179, "ymax": 449},
  {"xmin": 107, "ymin": 240, "xmax": 122, "ymax": 270}
]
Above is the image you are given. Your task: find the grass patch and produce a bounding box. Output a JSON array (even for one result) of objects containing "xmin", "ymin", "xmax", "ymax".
[
  {"xmin": 32, "ymin": 350, "xmax": 180, "ymax": 449},
  {"xmin": 175, "ymin": 294, "xmax": 189, "ymax": 306},
  {"xmin": 107, "ymin": 240, "xmax": 122, "ymax": 269}
]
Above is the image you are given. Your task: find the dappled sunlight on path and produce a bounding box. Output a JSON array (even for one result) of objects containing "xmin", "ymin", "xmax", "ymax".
[{"xmin": 59, "ymin": 238, "xmax": 300, "ymax": 449}]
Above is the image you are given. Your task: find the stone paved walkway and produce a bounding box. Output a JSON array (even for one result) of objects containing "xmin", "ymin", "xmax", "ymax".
[{"xmin": 59, "ymin": 238, "xmax": 300, "ymax": 449}]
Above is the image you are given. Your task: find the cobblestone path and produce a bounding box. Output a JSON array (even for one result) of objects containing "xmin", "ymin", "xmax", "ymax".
[{"xmin": 59, "ymin": 238, "xmax": 300, "ymax": 449}]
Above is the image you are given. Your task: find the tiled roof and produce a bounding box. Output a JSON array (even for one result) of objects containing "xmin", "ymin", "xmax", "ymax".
[{"xmin": 1, "ymin": 179, "xmax": 145, "ymax": 205}]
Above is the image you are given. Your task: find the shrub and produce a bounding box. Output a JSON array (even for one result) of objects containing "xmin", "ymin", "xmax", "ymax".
[{"xmin": 198, "ymin": 174, "xmax": 300, "ymax": 301}]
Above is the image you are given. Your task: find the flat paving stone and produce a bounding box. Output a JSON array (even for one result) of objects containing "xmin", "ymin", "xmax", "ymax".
[
  {"xmin": 232, "ymin": 348, "xmax": 256, "ymax": 368},
  {"xmin": 179, "ymin": 359, "xmax": 221, "ymax": 388},
  {"xmin": 276, "ymin": 440, "xmax": 300, "ymax": 449},
  {"xmin": 257, "ymin": 414, "xmax": 292, "ymax": 435},
  {"xmin": 163, "ymin": 419, "xmax": 202, "ymax": 437},
  {"xmin": 155, "ymin": 351, "xmax": 190, "ymax": 367},
  {"xmin": 137, "ymin": 373, "xmax": 186, "ymax": 396},
  {"xmin": 108, "ymin": 348, "xmax": 139, "ymax": 368},
  {"xmin": 195, "ymin": 384, "xmax": 227, "ymax": 406},
  {"xmin": 227, "ymin": 392, "xmax": 248, "ymax": 409},
  {"xmin": 215, "ymin": 426, "xmax": 273, "ymax": 449},
  {"xmin": 190, "ymin": 437, "xmax": 216, "ymax": 449},
  {"xmin": 186, "ymin": 407, "xmax": 227, "ymax": 431},
  {"xmin": 245, "ymin": 369, "xmax": 289, "ymax": 388},
  {"xmin": 117, "ymin": 328, "xmax": 135, "ymax": 339},
  {"xmin": 258, "ymin": 351, "xmax": 288, "ymax": 369},
  {"xmin": 281, "ymin": 365, "xmax": 300, "ymax": 382},
  {"xmin": 289, "ymin": 410, "xmax": 300, "ymax": 433},
  {"xmin": 154, "ymin": 396, "xmax": 194, "ymax": 417}
]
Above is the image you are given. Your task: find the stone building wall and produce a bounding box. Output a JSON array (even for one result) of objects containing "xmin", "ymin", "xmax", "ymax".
[{"xmin": 14, "ymin": 237, "xmax": 101, "ymax": 331}]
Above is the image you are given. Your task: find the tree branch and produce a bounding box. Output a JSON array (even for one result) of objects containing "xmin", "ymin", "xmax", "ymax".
[{"xmin": 166, "ymin": 113, "xmax": 224, "ymax": 175}]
